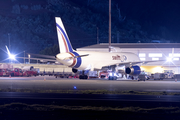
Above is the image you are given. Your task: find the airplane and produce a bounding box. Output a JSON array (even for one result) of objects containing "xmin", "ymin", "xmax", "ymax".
[{"xmin": 55, "ymin": 17, "xmax": 143, "ymax": 79}]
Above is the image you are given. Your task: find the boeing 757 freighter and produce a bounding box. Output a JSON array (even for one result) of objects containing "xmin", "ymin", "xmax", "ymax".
[{"xmin": 55, "ymin": 17, "xmax": 142, "ymax": 79}]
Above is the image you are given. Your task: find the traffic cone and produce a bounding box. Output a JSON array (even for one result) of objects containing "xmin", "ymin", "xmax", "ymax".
[
  {"xmin": 44, "ymin": 77, "xmax": 46, "ymax": 81},
  {"xmin": 9, "ymin": 75, "xmax": 11, "ymax": 78}
]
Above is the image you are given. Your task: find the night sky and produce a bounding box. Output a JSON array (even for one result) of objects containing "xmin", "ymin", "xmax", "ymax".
[
  {"xmin": 0, "ymin": 0, "xmax": 180, "ymax": 60},
  {"xmin": 70, "ymin": 0, "xmax": 180, "ymax": 42},
  {"xmin": 116, "ymin": 0, "xmax": 180, "ymax": 40}
]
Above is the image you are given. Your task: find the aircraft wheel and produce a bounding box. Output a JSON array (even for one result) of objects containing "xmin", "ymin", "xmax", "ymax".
[
  {"xmin": 79, "ymin": 75, "xmax": 88, "ymax": 79},
  {"xmin": 79, "ymin": 75, "xmax": 82, "ymax": 79},
  {"xmin": 84, "ymin": 75, "xmax": 88, "ymax": 79},
  {"xmin": 108, "ymin": 76, "xmax": 112, "ymax": 80}
]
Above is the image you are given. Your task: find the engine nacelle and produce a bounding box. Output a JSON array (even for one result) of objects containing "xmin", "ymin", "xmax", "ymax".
[
  {"xmin": 72, "ymin": 68, "xmax": 78, "ymax": 73},
  {"xmin": 72, "ymin": 68, "xmax": 90, "ymax": 75},
  {"xmin": 125, "ymin": 66, "xmax": 141, "ymax": 76}
]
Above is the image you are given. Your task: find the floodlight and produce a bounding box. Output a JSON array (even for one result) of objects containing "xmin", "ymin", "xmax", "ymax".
[
  {"xmin": 166, "ymin": 57, "xmax": 172, "ymax": 62},
  {"xmin": 9, "ymin": 54, "xmax": 16, "ymax": 60}
]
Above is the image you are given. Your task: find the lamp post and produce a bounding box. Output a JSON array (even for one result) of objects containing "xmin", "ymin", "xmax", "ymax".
[
  {"xmin": 24, "ymin": 51, "xmax": 25, "ymax": 64},
  {"xmin": 8, "ymin": 33, "xmax": 10, "ymax": 51},
  {"xmin": 109, "ymin": 0, "xmax": 111, "ymax": 52},
  {"xmin": 8, "ymin": 33, "xmax": 11, "ymax": 63},
  {"xmin": 28, "ymin": 54, "xmax": 30, "ymax": 64},
  {"xmin": 97, "ymin": 27, "xmax": 99, "ymax": 44}
]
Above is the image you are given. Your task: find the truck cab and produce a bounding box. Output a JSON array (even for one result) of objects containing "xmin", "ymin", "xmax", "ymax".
[{"xmin": 11, "ymin": 68, "xmax": 23, "ymax": 76}]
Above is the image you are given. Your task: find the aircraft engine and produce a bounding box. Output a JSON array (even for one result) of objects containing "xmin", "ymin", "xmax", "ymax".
[
  {"xmin": 125, "ymin": 66, "xmax": 141, "ymax": 76},
  {"xmin": 72, "ymin": 68, "xmax": 78, "ymax": 73},
  {"xmin": 72, "ymin": 68, "xmax": 90, "ymax": 75}
]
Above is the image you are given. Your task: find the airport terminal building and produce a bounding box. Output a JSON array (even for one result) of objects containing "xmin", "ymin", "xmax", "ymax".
[{"xmin": 77, "ymin": 43, "xmax": 180, "ymax": 75}]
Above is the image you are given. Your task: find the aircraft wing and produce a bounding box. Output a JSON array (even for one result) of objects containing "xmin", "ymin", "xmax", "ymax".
[
  {"xmin": 17, "ymin": 57, "xmax": 56, "ymax": 62},
  {"xmin": 118, "ymin": 60, "xmax": 165, "ymax": 66},
  {"xmin": 26, "ymin": 53, "xmax": 55, "ymax": 59},
  {"xmin": 17, "ymin": 57, "xmax": 63, "ymax": 65},
  {"xmin": 95, "ymin": 60, "xmax": 165, "ymax": 70}
]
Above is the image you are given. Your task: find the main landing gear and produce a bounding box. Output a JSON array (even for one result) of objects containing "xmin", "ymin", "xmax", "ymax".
[
  {"xmin": 79, "ymin": 70, "xmax": 88, "ymax": 79},
  {"xmin": 79, "ymin": 75, "xmax": 88, "ymax": 79},
  {"xmin": 108, "ymin": 75, "xmax": 117, "ymax": 80}
]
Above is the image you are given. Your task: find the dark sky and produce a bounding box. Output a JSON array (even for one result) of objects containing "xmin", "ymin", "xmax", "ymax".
[
  {"xmin": 116, "ymin": 0, "xmax": 180, "ymax": 40},
  {"xmin": 73, "ymin": 0, "xmax": 180, "ymax": 41}
]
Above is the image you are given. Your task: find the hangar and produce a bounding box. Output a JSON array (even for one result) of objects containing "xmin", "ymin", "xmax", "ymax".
[{"xmin": 77, "ymin": 43, "xmax": 180, "ymax": 75}]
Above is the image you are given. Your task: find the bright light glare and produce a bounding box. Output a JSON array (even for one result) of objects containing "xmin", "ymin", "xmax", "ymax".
[
  {"xmin": 9, "ymin": 54, "xmax": 16, "ymax": 60},
  {"xmin": 149, "ymin": 53, "xmax": 162, "ymax": 57},
  {"xmin": 139, "ymin": 53, "xmax": 146, "ymax": 57},
  {"xmin": 152, "ymin": 58, "xmax": 159, "ymax": 60},
  {"xmin": 140, "ymin": 58, "xmax": 146, "ymax": 61},
  {"xmin": 166, "ymin": 57, "xmax": 172, "ymax": 62},
  {"xmin": 169, "ymin": 53, "xmax": 180, "ymax": 57},
  {"xmin": 109, "ymin": 72, "xmax": 112, "ymax": 76},
  {"xmin": 173, "ymin": 58, "xmax": 179, "ymax": 61},
  {"xmin": 109, "ymin": 72, "xmax": 118, "ymax": 77}
]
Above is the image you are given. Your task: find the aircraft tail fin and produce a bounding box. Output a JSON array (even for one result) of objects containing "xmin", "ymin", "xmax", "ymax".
[{"xmin": 55, "ymin": 17, "xmax": 74, "ymax": 53}]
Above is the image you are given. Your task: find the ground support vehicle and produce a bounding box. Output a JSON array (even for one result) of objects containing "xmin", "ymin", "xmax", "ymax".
[
  {"xmin": 54, "ymin": 72, "xmax": 73, "ymax": 78},
  {"xmin": 23, "ymin": 70, "xmax": 38, "ymax": 77},
  {"xmin": 0, "ymin": 69, "xmax": 10, "ymax": 77},
  {"xmin": 138, "ymin": 74, "xmax": 146, "ymax": 81},
  {"xmin": 154, "ymin": 73, "xmax": 165, "ymax": 80},
  {"xmin": 88, "ymin": 71, "xmax": 98, "ymax": 78},
  {"xmin": 10, "ymin": 68, "xmax": 23, "ymax": 77},
  {"xmin": 68, "ymin": 74, "xmax": 79, "ymax": 78},
  {"xmin": 174, "ymin": 74, "xmax": 180, "ymax": 81},
  {"xmin": 99, "ymin": 71, "xmax": 109, "ymax": 79}
]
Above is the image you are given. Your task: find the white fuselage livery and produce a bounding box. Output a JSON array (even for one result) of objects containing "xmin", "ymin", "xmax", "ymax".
[
  {"xmin": 56, "ymin": 51, "xmax": 140, "ymax": 70},
  {"xmin": 54, "ymin": 17, "xmax": 142, "ymax": 79}
]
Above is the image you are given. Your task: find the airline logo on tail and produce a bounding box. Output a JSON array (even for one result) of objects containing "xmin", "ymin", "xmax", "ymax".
[
  {"xmin": 55, "ymin": 17, "xmax": 82, "ymax": 68},
  {"xmin": 55, "ymin": 17, "xmax": 73, "ymax": 53}
]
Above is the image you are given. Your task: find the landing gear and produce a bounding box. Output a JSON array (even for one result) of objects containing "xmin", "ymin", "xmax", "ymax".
[
  {"xmin": 107, "ymin": 65, "xmax": 118, "ymax": 80},
  {"xmin": 79, "ymin": 75, "xmax": 88, "ymax": 79},
  {"xmin": 79, "ymin": 71, "xmax": 88, "ymax": 79},
  {"xmin": 108, "ymin": 76, "xmax": 117, "ymax": 80}
]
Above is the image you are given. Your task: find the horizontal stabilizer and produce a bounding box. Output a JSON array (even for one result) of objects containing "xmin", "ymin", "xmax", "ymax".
[{"xmin": 63, "ymin": 54, "xmax": 89, "ymax": 61}]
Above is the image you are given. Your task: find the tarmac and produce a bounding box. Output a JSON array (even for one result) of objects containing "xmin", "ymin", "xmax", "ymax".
[{"xmin": 0, "ymin": 76, "xmax": 179, "ymax": 92}]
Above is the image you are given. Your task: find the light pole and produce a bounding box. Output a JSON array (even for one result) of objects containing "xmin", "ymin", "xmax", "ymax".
[
  {"xmin": 28, "ymin": 54, "xmax": 30, "ymax": 64},
  {"xmin": 24, "ymin": 51, "xmax": 25, "ymax": 64},
  {"xmin": 8, "ymin": 33, "xmax": 10, "ymax": 51},
  {"xmin": 97, "ymin": 27, "xmax": 99, "ymax": 44},
  {"xmin": 8, "ymin": 33, "xmax": 11, "ymax": 63},
  {"xmin": 109, "ymin": 0, "xmax": 111, "ymax": 52}
]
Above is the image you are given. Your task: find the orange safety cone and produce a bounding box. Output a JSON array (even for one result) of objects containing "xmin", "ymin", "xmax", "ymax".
[
  {"xmin": 44, "ymin": 77, "xmax": 46, "ymax": 81},
  {"xmin": 9, "ymin": 75, "xmax": 11, "ymax": 78}
]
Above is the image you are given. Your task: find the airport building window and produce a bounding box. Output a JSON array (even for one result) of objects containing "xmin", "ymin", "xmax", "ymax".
[
  {"xmin": 173, "ymin": 58, "xmax": 179, "ymax": 61},
  {"xmin": 152, "ymin": 58, "xmax": 159, "ymax": 60},
  {"xmin": 169, "ymin": 53, "xmax": 180, "ymax": 57},
  {"xmin": 149, "ymin": 53, "xmax": 162, "ymax": 57},
  {"xmin": 139, "ymin": 53, "xmax": 146, "ymax": 57},
  {"xmin": 140, "ymin": 58, "xmax": 146, "ymax": 61}
]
